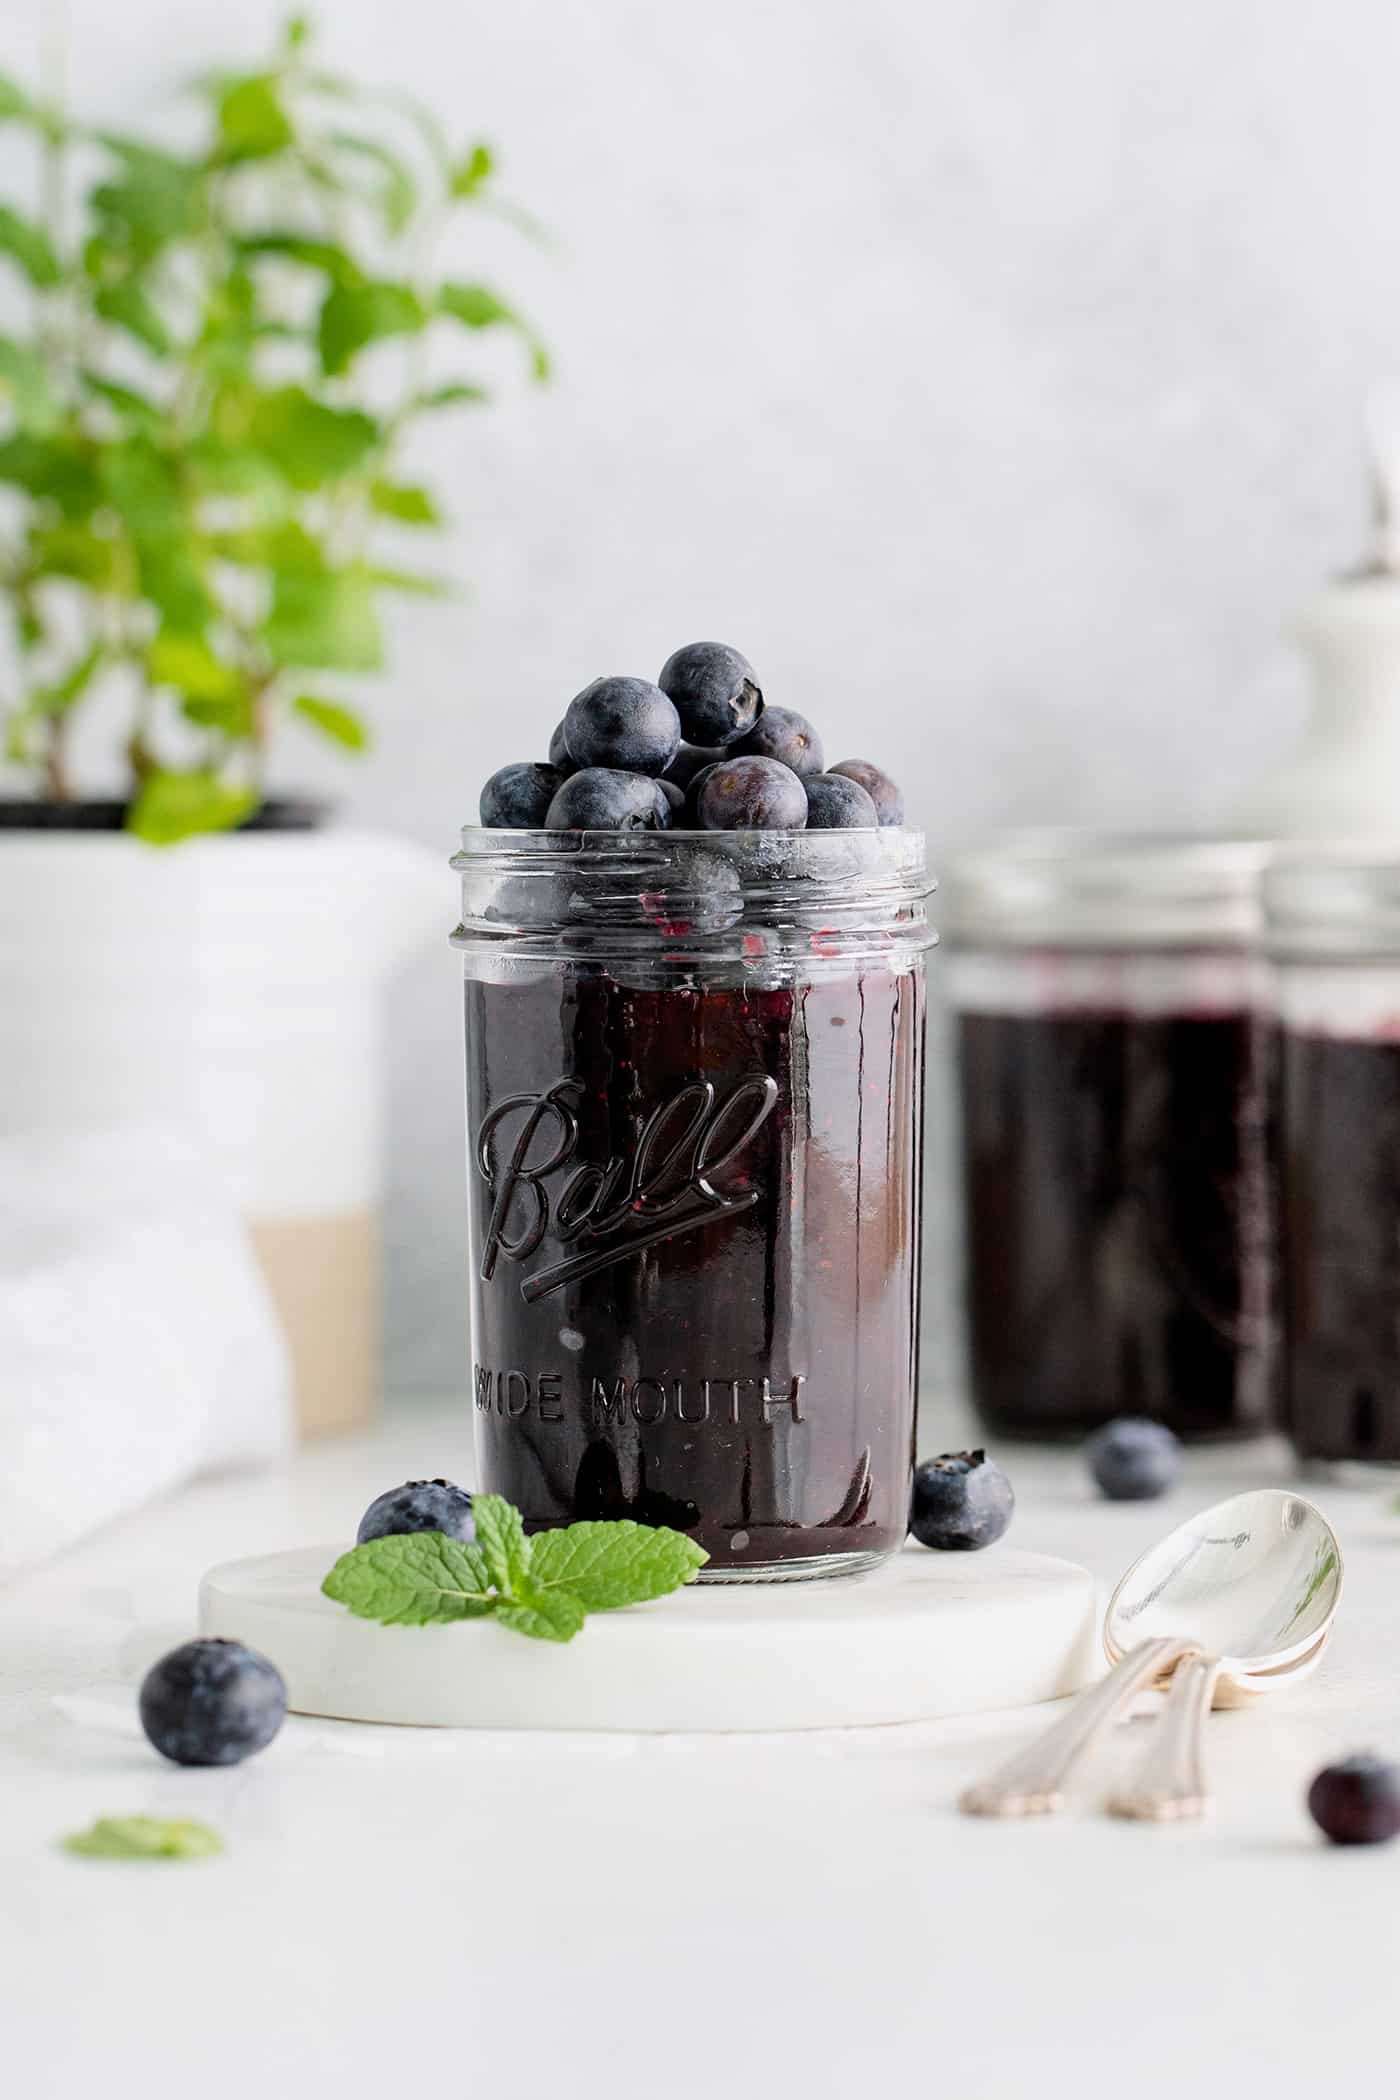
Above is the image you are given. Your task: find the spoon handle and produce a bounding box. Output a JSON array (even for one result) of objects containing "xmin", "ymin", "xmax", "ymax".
[
  {"xmin": 959, "ymin": 1636, "xmax": 1195, "ymax": 1818},
  {"xmin": 1106, "ymin": 1652, "xmax": 1221, "ymax": 1821}
]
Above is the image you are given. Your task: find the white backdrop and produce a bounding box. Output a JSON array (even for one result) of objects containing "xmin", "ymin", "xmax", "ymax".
[{"xmin": 2, "ymin": 0, "xmax": 1396, "ymax": 1399}]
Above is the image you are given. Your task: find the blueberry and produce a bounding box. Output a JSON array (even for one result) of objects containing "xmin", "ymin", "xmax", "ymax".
[
  {"xmin": 909, "ymin": 1450, "xmax": 1015, "ymax": 1551},
  {"xmin": 804, "ymin": 772, "xmax": 879, "ymax": 829},
  {"xmin": 830, "ymin": 759, "xmax": 904, "ymax": 826},
  {"xmin": 479, "ymin": 761, "xmax": 564, "ymax": 829},
  {"xmin": 357, "ymin": 1477, "xmax": 476, "ymax": 1546},
  {"xmin": 1085, "ymin": 1418, "xmax": 1181, "ymax": 1501},
  {"xmin": 563, "ymin": 677, "xmax": 681, "ymax": 775},
  {"xmin": 139, "ymin": 1638, "xmax": 287, "ymax": 1768},
  {"xmin": 682, "ymin": 761, "xmax": 723, "ymax": 825},
  {"xmin": 547, "ymin": 768, "xmax": 673, "ymax": 831},
  {"xmin": 547, "ymin": 721, "xmax": 580, "ymax": 779},
  {"xmin": 665, "ymin": 741, "xmax": 728, "ymax": 789},
  {"xmin": 698, "ymin": 755, "xmax": 808, "ymax": 831},
  {"xmin": 734, "ymin": 706, "xmax": 825, "ymax": 778},
  {"xmin": 656, "ymin": 776, "xmax": 686, "ymax": 815},
  {"xmin": 657, "ymin": 642, "xmax": 763, "ymax": 746},
  {"xmin": 1308, "ymin": 1755, "xmax": 1400, "ymax": 1845}
]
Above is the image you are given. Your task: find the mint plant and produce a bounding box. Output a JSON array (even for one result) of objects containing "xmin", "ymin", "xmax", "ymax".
[{"xmin": 0, "ymin": 15, "xmax": 546, "ymax": 841}]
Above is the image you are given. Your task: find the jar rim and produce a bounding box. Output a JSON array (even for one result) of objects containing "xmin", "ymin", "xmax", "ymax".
[
  {"xmin": 1263, "ymin": 842, "xmax": 1400, "ymax": 956},
  {"xmin": 944, "ymin": 830, "xmax": 1271, "ymax": 950}
]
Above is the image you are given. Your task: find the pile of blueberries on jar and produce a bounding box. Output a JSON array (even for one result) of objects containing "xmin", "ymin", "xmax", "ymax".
[{"xmin": 478, "ymin": 640, "xmax": 904, "ymax": 833}]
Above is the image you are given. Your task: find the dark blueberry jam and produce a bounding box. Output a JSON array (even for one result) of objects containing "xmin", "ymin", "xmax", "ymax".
[
  {"xmin": 1281, "ymin": 1030, "xmax": 1400, "ymax": 1461},
  {"xmin": 465, "ymin": 966, "xmax": 926, "ymax": 1573},
  {"xmin": 958, "ymin": 1003, "xmax": 1277, "ymax": 1440}
]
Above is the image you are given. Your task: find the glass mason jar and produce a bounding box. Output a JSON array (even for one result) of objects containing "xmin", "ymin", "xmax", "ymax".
[
  {"xmin": 944, "ymin": 834, "xmax": 1276, "ymax": 1441},
  {"xmin": 1265, "ymin": 849, "xmax": 1400, "ymax": 1467},
  {"xmin": 451, "ymin": 826, "xmax": 934, "ymax": 1581}
]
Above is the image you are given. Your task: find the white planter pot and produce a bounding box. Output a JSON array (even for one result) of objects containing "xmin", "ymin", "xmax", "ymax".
[{"xmin": 0, "ymin": 826, "xmax": 443, "ymax": 1434}]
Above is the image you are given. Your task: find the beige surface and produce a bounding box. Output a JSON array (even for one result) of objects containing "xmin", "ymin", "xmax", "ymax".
[{"xmin": 249, "ymin": 1211, "xmax": 378, "ymax": 1438}]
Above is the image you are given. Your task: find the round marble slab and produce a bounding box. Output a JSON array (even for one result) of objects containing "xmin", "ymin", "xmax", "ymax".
[{"xmin": 199, "ymin": 1543, "xmax": 1097, "ymax": 1732}]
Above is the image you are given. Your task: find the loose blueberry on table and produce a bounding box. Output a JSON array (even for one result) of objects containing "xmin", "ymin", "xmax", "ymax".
[
  {"xmin": 139, "ymin": 1637, "xmax": 287, "ymax": 1767},
  {"xmin": 357, "ymin": 1477, "xmax": 476, "ymax": 1545},
  {"xmin": 1307, "ymin": 1755, "xmax": 1400, "ymax": 1845},
  {"xmin": 476, "ymin": 640, "xmax": 903, "ymax": 833},
  {"xmin": 1085, "ymin": 1418, "xmax": 1181, "ymax": 1501},
  {"xmin": 909, "ymin": 1451, "xmax": 1015, "ymax": 1551}
]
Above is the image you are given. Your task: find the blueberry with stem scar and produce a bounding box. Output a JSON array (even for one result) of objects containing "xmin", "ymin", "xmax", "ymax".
[
  {"xmin": 805, "ymin": 773, "xmax": 878, "ymax": 829},
  {"xmin": 658, "ymin": 642, "xmax": 763, "ymax": 746},
  {"xmin": 698, "ymin": 755, "xmax": 808, "ymax": 831},
  {"xmin": 547, "ymin": 768, "xmax": 673, "ymax": 830},
  {"xmin": 480, "ymin": 762, "xmax": 564, "ymax": 829},
  {"xmin": 735, "ymin": 706, "xmax": 825, "ymax": 778}
]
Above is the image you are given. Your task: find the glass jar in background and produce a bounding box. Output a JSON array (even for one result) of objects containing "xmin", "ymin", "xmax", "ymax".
[
  {"xmin": 452, "ymin": 826, "xmax": 934, "ymax": 1580},
  {"xmin": 945, "ymin": 835, "xmax": 1277, "ymax": 1442},
  {"xmin": 1266, "ymin": 850, "xmax": 1400, "ymax": 1468}
]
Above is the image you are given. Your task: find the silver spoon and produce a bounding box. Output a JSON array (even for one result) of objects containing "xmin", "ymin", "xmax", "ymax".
[{"xmin": 960, "ymin": 1490, "xmax": 1343, "ymax": 1819}]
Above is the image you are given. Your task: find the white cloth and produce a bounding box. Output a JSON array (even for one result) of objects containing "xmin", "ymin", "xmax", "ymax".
[{"xmin": 0, "ymin": 1126, "xmax": 292, "ymax": 1580}]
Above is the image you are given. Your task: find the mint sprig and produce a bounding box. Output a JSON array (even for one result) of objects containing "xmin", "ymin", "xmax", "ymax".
[
  {"xmin": 63, "ymin": 1815, "xmax": 222, "ymax": 1861},
  {"xmin": 321, "ymin": 1494, "xmax": 708, "ymax": 1641}
]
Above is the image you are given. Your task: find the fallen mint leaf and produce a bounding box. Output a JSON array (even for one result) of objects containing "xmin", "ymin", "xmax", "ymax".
[
  {"xmin": 321, "ymin": 1531, "xmax": 494, "ymax": 1625},
  {"xmin": 63, "ymin": 1815, "xmax": 222, "ymax": 1861},
  {"xmin": 529, "ymin": 1519, "xmax": 708, "ymax": 1610},
  {"xmin": 471, "ymin": 1492, "xmax": 532, "ymax": 1594},
  {"xmin": 494, "ymin": 1582, "xmax": 588, "ymax": 1643}
]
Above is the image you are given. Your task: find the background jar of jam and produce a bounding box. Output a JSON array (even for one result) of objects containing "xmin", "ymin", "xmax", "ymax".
[
  {"xmin": 452, "ymin": 826, "xmax": 934, "ymax": 1581},
  {"xmin": 945, "ymin": 834, "xmax": 1276, "ymax": 1442},
  {"xmin": 1266, "ymin": 850, "xmax": 1400, "ymax": 1468}
]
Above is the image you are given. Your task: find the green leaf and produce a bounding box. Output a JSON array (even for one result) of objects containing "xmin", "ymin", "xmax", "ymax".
[
  {"xmin": 318, "ymin": 280, "xmax": 424, "ymax": 376},
  {"xmin": 494, "ymin": 1584, "xmax": 587, "ymax": 1643},
  {"xmin": 218, "ymin": 76, "xmax": 295, "ymax": 160},
  {"xmin": 63, "ymin": 1815, "xmax": 222, "ymax": 1862},
  {"xmin": 94, "ymin": 280, "xmax": 171, "ymax": 357},
  {"xmin": 245, "ymin": 386, "xmax": 378, "ymax": 488},
  {"xmin": 529, "ymin": 1520, "xmax": 708, "ymax": 1610},
  {"xmin": 368, "ymin": 478, "xmax": 439, "ymax": 525},
  {"xmin": 325, "ymin": 133, "xmax": 417, "ymax": 233},
  {"xmin": 180, "ymin": 693, "xmax": 256, "ymax": 736},
  {"xmin": 321, "ymin": 1532, "xmax": 495, "ymax": 1626},
  {"xmin": 292, "ymin": 693, "xmax": 369, "ymax": 749},
  {"xmin": 135, "ymin": 539, "xmax": 214, "ymax": 635},
  {"xmin": 93, "ymin": 140, "xmax": 204, "ymax": 245},
  {"xmin": 100, "ymin": 437, "xmax": 184, "ymax": 538},
  {"xmin": 472, "ymin": 1493, "xmax": 533, "ymax": 1594},
  {"xmin": 436, "ymin": 281, "xmax": 516, "ymax": 330},
  {"xmin": 0, "ymin": 72, "xmax": 34, "ymax": 124},
  {"xmin": 285, "ymin": 14, "xmax": 312, "ymax": 49},
  {"xmin": 0, "ymin": 204, "xmax": 59, "ymax": 287},
  {"xmin": 449, "ymin": 142, "xmax": 494, "ymax": 197},
  {"xmin": 30, "ymin": 523, "xmax": 123, "ymax": 587},
  {"xmin": 413, "ymin": 381, "xmax": 489, "ymax": 412},
  {"xmin": 0, "ymin": 432, "xmax": 100, "ymax": 515},
  {"xmin": 363, "ymin": 564, "xmax": 450, "ymax": 597},
  {"xmin": 147, "ymin": 633, "xmax": 242, "ymax": 703},
  {"xmin": 264, "ymin": 564, "xmax": 382, "ymax": 670},
  {"xmin": 127, "ymin": 771, "xmax": 258, "ymax": 846},
  {"xmin": 237, "ymin": 230, "xmax": 359, "ymax": 282},
  {"xmin": 0, "ymin": 339, "xmax": 59, "ymax": 431},
  {"xmin": 28, "ymin": 642, "xmax": 105, "ymax": 717}
]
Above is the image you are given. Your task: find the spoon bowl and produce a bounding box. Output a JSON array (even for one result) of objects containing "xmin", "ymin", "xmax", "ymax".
[{"xmin": 1102, "ymin": 1487, "xmax": 1343, "ymax": 1692}]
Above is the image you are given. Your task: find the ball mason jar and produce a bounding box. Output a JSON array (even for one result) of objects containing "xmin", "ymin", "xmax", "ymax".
[
  {"xmin": 945, "ymin": 834, "xmax": 1276, "ymax": 1441},
  {"xmin": 1265, "ymin": 849, "xmax": 1400, "ymax": 1468},
  {"xmin": 452, "ymin": 826, "xmax": 934, "ymax": 1581}
]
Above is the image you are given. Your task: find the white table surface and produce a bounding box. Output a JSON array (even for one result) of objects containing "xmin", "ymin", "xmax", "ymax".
[{"xmin": 3, "ymin": 1395, "xmax": 1398, "ymax": 2100}]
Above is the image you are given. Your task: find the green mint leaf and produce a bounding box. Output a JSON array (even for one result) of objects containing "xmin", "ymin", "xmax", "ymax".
[
  {"xmin": 450, "ymin": 142, "xmax": 494, "ymax": 198},
  {"xmin": 318, "ymin": 280, "xmax": 424, "ymax": 376},
  {"xmin": 263, "ymin": 565, "xmax": 382, "ymax": 671},
  {"xmin": 529, "ymin": 1520, "xmax": 708, "ymax": 1611},
  {"xmin": 64, "ymin": 1815, "xmax": 222, "ymax": 1861},
  {"xmin": 94, "ymin": 280, "xmax": 171, "ymax": 357},
  {"xmin": 494, "ymin": 1583, "xmax": 587, "ymax": 1644},
  {"xmin": 368, "ymin": 478, "xmax": 439, "ymax": 526},
  {"xmin": 218, "ymin": 76, "xmax": 295, "ymax": 161},
  {"xmin": 321, "ymin": 1531, "xmax": 495, "ymax": 1626},
  {"xmin": 471, "ymin": 1493, "xmax": 533, "ymax": 1595}
]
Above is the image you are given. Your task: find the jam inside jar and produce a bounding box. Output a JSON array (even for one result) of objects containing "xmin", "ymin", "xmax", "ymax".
[
  {"xmin": 947, "ymin": 836, "xmax": 1278, "ymax": 1443},
  {"xmin": 452, "ymin": 827, "xmax": 934, "ymax": 1580}
]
